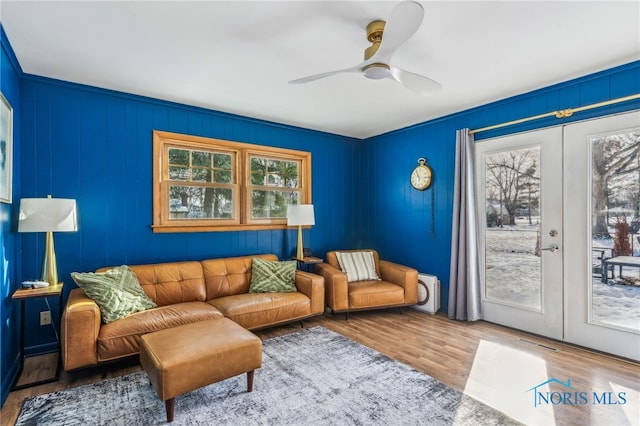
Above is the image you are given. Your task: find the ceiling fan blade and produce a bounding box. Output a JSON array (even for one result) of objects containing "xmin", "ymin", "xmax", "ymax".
[
  {"xmin": 371, "ymin": 1, "xmax": 424, "ymax": 63},
  {"xmin": 389, "ymin": 67, "xmax": 442, "ymax": 96},
  {"xmin": 289, "ymin": 64, "xmax": 363, "ymax": 84}
]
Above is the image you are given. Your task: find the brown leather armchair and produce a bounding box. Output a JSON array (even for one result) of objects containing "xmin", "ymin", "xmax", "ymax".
[{"xmin": 315, "ymin": 249, "xmax": 418, "ymax": 317}]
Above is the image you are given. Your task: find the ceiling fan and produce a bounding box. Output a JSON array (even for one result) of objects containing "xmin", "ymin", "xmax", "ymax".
[{"xmin": 288, "ymin": 1, "xmax": 441, "ymax": 96}]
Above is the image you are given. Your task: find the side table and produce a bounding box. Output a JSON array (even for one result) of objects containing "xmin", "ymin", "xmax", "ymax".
[
  {"xmin": 292, "ymin": 256, "xmax": 323, "ymax": 273},
  {"xmin": 11, "ymin": 283, "xmax": 64, "ymax": 390}
]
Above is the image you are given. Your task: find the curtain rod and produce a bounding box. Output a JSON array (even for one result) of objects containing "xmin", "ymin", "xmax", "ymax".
[{"xmin": 468, "ymin": 94, "xmax": 640, "ymax": 135}]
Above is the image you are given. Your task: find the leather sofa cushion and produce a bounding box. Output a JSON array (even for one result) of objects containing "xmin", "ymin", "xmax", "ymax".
[
  {"xmin": 202, "ymin": 254, "xmax": 277, "ymax": 299},
  {"xmin": 208, "ymin": 292, "xmax": 310, "ymax": 330},
  {"xmin": 128, "ymin": 262, "xmax": 207, "ymax": 306},
  {"xmin": 347, "ymin": 280, "xmax": 405, "ymax": 309},
  {"xmin": 97, "ymin": 301, "xmax": 223, "ymax": 362}
]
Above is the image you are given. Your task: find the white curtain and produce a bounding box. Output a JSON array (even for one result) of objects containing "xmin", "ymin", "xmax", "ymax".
[{"xmin": 449, "ymin": 129, "xmax": 482, "ymax": 321}]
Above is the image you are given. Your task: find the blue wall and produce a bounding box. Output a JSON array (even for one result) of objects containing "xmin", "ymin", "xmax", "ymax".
[
  {"xmin": 361, "ymin": 61, "xmax": 640, "ymax": 312},
  {"xmin": 0, "ymin": 25, "xmax": 22, "ymax": 406}
]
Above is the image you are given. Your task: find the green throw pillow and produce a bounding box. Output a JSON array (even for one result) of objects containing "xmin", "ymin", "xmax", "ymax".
[
  {"xmin": 71, "ymin": 265, "xmax": 157, "ymax": 324},
  {"xmin": 249, "ymin": 258, "xmax": 297, "ymax": 293}
]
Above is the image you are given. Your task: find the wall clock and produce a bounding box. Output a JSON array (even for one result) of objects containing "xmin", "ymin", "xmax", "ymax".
[{"xmin": 410, "ymin": 158, "xmax": 432, "ymax": 190}]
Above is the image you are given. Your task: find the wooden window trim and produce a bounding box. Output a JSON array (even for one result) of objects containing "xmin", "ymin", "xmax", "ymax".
[{"xmin": 153, "ymin": 130, "xmax": 312, "ymax": 233}]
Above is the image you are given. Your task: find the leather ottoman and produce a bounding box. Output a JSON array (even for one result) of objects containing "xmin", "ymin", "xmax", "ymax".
[{"xmin": 139, "ymin": 318, "xmax": 262, "ymax": 422}]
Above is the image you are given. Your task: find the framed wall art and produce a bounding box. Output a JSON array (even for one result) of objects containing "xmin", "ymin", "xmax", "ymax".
[{"xmin": 0, "ymin": 92, "xmax": 13, "ymax": 204}]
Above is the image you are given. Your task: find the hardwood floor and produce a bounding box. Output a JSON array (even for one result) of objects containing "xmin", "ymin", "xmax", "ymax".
[{"xmin": 2, "ymin": 310, "xmax": 639, "ymax": 425}]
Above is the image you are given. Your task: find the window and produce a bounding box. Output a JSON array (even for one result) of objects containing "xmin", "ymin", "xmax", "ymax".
[
  {"xmin": 247, "ymin": 151, "xmax": 304, "ymax": 224},
  {"xmin": 153, "ymin": 131, "xmax": 311, "ymax": 232}
]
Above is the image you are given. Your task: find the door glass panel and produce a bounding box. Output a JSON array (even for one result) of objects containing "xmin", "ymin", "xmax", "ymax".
[
  {"xmin": 590, "ymin": 128, "xmax": 640, "ymax": 332},
  {"xmin": 484, "ymin": 146, "xmax": 541, "ymax": 310}
]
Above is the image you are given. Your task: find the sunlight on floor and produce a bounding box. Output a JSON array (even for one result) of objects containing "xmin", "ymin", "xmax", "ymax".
[
  {"xmin": 463, "ymin": 339, "xmax": 555, "ymax": 425},
  {"xmin": 609, "ymin": 382, "xmax": 640, "ymax": 425}
]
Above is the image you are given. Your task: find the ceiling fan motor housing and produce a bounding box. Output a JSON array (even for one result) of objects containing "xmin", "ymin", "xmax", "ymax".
[
  {"xmin": 363, "ymin": 63, "xmax": 391, "ymax": 79},
  {"xmin": 363, "ymin": 20, "xmax": 390, "ymax": 79}
]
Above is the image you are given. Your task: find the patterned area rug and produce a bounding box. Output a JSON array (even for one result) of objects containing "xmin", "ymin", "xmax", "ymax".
[{"xmin": 16, "ymin": 326, "xmax": 518, "ymax": 425}]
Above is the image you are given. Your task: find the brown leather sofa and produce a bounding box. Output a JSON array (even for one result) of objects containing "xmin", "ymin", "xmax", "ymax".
[
  {"xmin": 315, "ymin": 249, "xmax": 418, "ymax": 317},
  {"xmin": 61, "ymin": 254, "xmax": 324, "ymax": 371}
]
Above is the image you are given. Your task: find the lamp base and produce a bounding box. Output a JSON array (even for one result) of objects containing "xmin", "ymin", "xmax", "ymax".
[
  {"xmin": 41, "ymin": 231, "xmax": 59, "ymax": 287},
  {"xmin": 296, "ymin": 225, "xmax": 304, "ymax": 259}
]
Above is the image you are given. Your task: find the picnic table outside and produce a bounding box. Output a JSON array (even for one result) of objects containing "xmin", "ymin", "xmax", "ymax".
[{"xmin": 602, "ymin": 256, "xmax": 640, "ymax": 283}]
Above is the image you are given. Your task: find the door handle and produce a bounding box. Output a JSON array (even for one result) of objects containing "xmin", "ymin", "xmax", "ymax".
[{"xmin": 541, "ymin": 244, "xmax": 560, "ymax": 252}]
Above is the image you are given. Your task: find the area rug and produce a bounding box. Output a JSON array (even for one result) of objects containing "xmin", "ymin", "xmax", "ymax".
[{"xmin": 16, "ymin": 326, "xmax": 518, "ymax": 425}]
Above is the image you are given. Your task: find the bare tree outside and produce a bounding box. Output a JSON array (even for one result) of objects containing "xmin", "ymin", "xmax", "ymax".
[
  {"xmin": 486, "ymin": 148, "xmax": 540, "ymax": 226},
  {"xmin": 485, "ymin": 148, "xmax": 540, "ymax": 227},
  {"xmin": 592, "ymin": 131, "xmax": 640, "ymax": 237}
]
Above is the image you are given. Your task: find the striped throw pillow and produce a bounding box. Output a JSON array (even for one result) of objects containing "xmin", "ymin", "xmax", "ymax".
[{"xmin": 335, "ymin": 251, "xmax": 381, "ymax": 283}]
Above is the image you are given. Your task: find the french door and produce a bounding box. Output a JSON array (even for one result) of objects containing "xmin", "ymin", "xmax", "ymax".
[
  {"xmin": 563, "ymin": 111, "xmax": 640, "ymax": 360},
  {"xmin": 476, "ymin": 111, "xmax": 640, "ymax": 361},
  {"xmin": 476, "ymin": 127, "xmax": 564, "ymax": 340}
]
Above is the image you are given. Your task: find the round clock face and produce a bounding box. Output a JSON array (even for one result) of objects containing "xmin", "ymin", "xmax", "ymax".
[{"xmin": 411, "ymin": 165, "xmax": 432, "ymax": 190}]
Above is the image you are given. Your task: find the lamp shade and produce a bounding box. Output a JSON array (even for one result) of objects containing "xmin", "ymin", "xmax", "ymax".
[
  {"xmin": 287, "ymin": 204, "xmax": 315, "ymax": 226},
  {"xmin": 18, "ymin": 198, "xmax": 78, "ymax": 232}
]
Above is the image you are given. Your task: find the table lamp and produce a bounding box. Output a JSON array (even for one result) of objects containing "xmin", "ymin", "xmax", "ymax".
[
  {"xmin": 18, "ymin": 195, "xmax": 78, "ymax": 286},
  {"xmin": 287, "ymin": 204, "xmax": 315, "ymax": 259}
]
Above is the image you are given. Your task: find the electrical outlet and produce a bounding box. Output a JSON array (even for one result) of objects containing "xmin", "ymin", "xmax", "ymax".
[{"xmin": 40, "ymin": 311, "xmax": 51, "ymax": 326}]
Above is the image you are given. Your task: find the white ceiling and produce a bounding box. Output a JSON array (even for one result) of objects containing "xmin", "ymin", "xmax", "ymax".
[{"xmin": 1, "ymin": 1, "xmax": 639, "ymax": 139}]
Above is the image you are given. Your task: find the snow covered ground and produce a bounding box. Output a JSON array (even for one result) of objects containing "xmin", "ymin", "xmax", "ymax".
[
  {"xmin": 592, "ymin": 280, "xmax": 640, "ymax": 329},
  {"xmin": 485, "ymin": 228, "xmax": 540, "ymax": 309},
  {"xmin": 484, "ymin": 225, "xmax": 640, "ymax": 331}
]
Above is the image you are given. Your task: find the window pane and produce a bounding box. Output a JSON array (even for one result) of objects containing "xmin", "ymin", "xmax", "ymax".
[
  {"xmin": 192, "ymin": 168, "xmax": 212, "ymax": 182},
  {"xmin": 283, "ymin": 161, "xmax": 299, "ymax": 188},
  {"xmin": 251, "ymin": 157, "xmax": 266, "ymax": 172},
  {"xmin": 268, "ymin": 159, "xmax": 280, "ymax": 173},
  {"xmin": 484, "ymin": 147, "xmax": 541, "ymax": 310},
  {"xmin": 214, "ymin": 170, "xmax": 232, "ymax": 183},
  {"xmin": 169, "ymin": 166, "xmax": 189, "ymax": 181},
  {"xmin": 192, "ymin": 151, "xmax": 211, "ymax": 167},
  {"xmin": 251, "ymin": 190, "xmax": 299, "ymax": 218},
  {"xmin": 590, "ymin": 128, "xmax": 640, "ymax": 332},
  {"xmin": 266, "ymin": 173, "xmax": 281, "ymax": 187},
  {"xmin": 251, "ymin": 156, "xmax": 300, "ymax": 188},
  {"xmin": 168, "ymin": 148, "xmax": 189, "ymax": 166},
  {"xmin": 214, "ymin": 153, "xmax": 232, "ymax": 169},
  {"xmin": 251, "ymin": 170, "xmax": 265, "ymax": 185},
  {"xmin": 169, "ymin": 185, "xmax": 233, "ymax": 219},
  {"xmin": 250, "ymin": 157, "xmax": 266, "ymax": 185}
]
